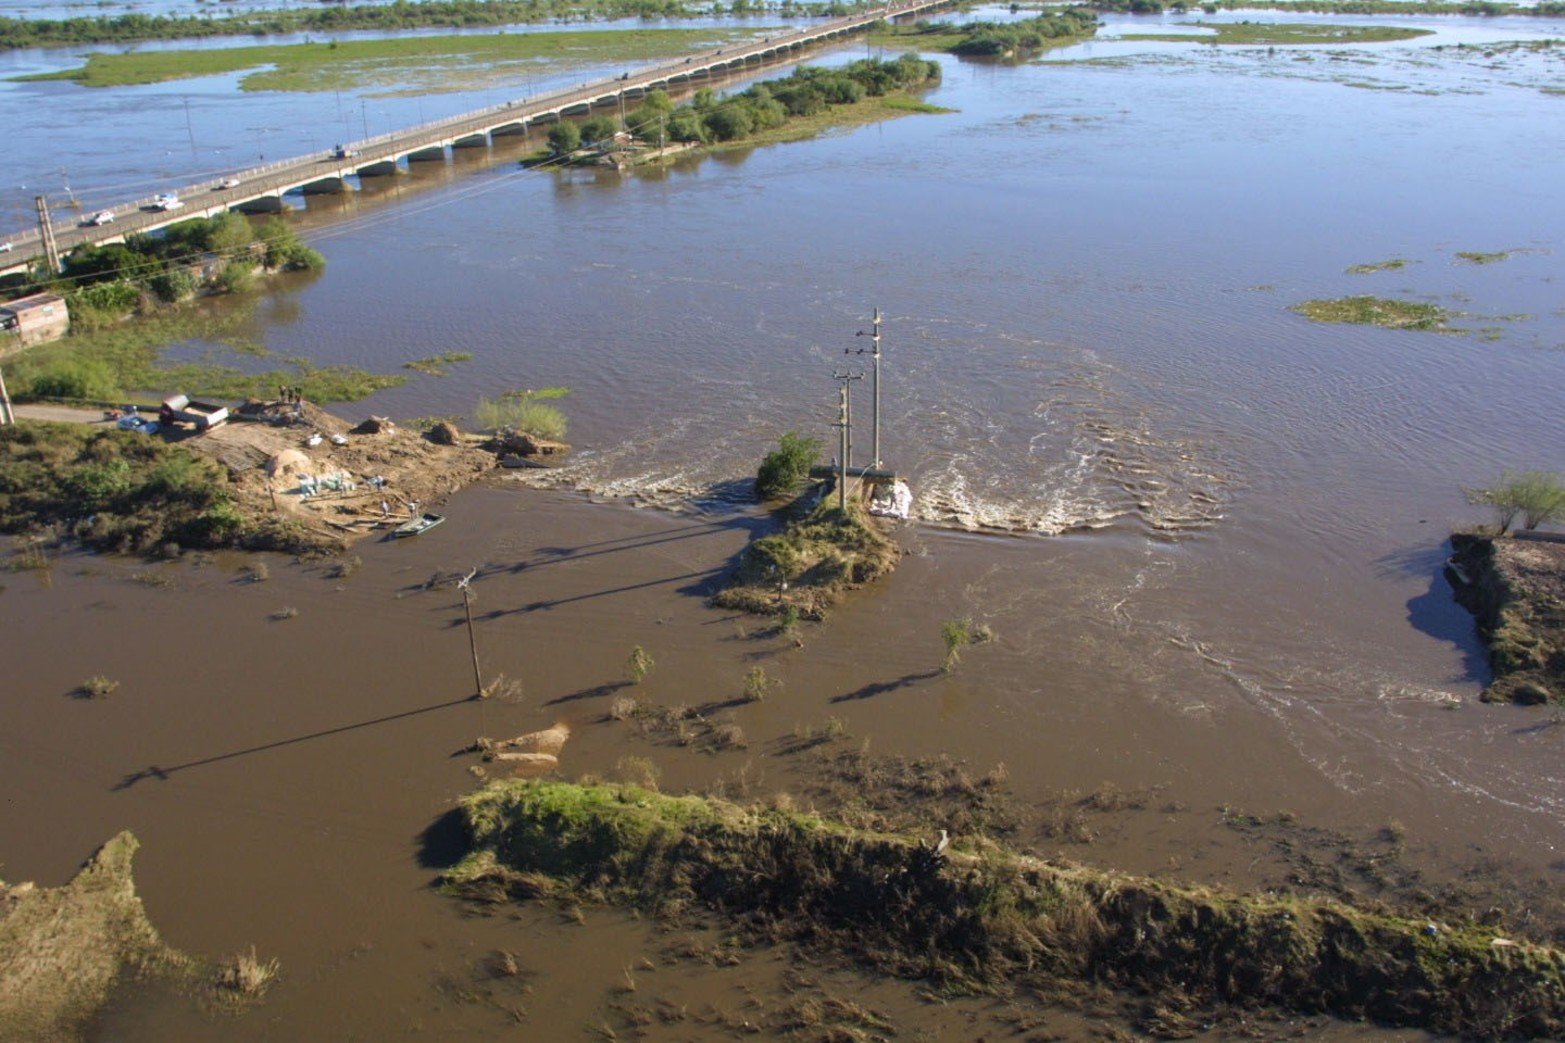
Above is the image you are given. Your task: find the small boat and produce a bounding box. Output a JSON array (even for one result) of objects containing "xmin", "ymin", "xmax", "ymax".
[{"xmin": 392, "ymin": 512, "xmax": 445, "ymax": 538}]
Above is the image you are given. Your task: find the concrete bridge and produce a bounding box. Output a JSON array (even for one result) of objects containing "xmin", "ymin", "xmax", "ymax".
[{"xmin": 1, "ymin": 0, "xmax": 955, "ymax": 278}]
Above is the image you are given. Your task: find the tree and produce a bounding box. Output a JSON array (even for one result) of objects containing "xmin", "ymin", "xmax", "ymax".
[
  {"xmin": 1466, "ymin": 470, "xmax": 1565, "ymax": 534},
  {"xmin": 547, "ymin": 121, "xmax": 581, "ymax": 156},
  {"xmin": 579, "ymin": 114, "xmax": 620, "ymax": 146},
  {"xmin": 755, "ymin": 432, "xmax": 822, "ymax": 500}
]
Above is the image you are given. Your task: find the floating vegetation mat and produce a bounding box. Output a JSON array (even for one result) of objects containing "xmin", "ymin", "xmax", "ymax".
[
  {"xmin": 445, "ymin": 780, "xmax": 1565, "ymax": 1038},
  {"xmin": 1292, "ymin": 295, "xmax": 1459, "ymax": 332}
]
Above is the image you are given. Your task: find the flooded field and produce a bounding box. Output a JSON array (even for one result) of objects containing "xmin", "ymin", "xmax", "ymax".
[{"xmin": 3, "ymin": 6, "xmax": 1565, "ymax": 1039}]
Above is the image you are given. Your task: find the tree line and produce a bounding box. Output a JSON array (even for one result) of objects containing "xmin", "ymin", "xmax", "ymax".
[
  {"xmin": 547, "ymin": 54, "xmax": 942, "ymax": 155},
  {"xmin": 942, "ymin": 9, "xmax": 1101, "ymax": 57}
]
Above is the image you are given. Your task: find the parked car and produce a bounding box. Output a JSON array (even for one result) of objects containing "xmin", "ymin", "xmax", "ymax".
[
  {"xmin": 216, "ymin": 177, "xmax": 241, "ymax": 190},
  {"xmin": 152, "ymin": 193, "xmax": 183, "ymax": 211},
  {"xmin": 87, "ymin": 210, "xmax": 115, "ymax": 226}
]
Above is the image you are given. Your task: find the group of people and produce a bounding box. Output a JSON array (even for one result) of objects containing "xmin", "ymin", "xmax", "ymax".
[{"xmin": 277, "ymin": 386, "xmax": 304, "ymax": 405}]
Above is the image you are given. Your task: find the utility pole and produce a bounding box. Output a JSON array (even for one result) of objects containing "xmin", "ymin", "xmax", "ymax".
[
  {"xmin": 832, "ymin": 370, "xmax": 863, "ymax": 509},
  {"xmin": 850, "ymin": 306, "xmax": 883, "ymax": 468},
  {"xmin": 182, "ymin": 97, "xmax": 198, "ymax": 156},
  {"xmin": 35, "ymin": 195, "xmax": 59, "ymax": 275},
  {"xmin": 457, "ymin": 567, "xmax": 484, "ymax": 699},
  {"xmin": 0, "ymin": 364, "xmax": 14, "ymax": 426}
]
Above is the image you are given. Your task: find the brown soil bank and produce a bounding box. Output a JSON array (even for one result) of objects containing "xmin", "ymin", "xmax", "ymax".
[
  {"xmin": 445, "ymin": 781, "xmax": 1565, "ymax": 1038},
  {"xmin": 1, "ymin": 833, "xmax": 189, "ymax": 1041},
  {"xmin": 1448, "ymin": 532, "xmax": 1565, "ymax": 704}
]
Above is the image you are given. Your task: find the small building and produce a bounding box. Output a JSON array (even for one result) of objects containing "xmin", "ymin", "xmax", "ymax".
[{"xmin": 0, "ymin": 293, "xmax": 69, "ymax": 346}]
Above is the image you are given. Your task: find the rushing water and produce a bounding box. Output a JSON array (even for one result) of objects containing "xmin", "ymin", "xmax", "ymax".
[{"xmin": 4, "ymin": 9, "xmax": 1565, "ymax": 1039}]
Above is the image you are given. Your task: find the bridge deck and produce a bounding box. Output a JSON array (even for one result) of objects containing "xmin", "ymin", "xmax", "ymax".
[{"xmin": 2, "ymin": 0, "xmax": 956, "ymax": 276}]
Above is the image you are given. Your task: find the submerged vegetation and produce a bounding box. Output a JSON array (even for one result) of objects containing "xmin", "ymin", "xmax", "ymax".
[
  {"xmin": 0, "ymin": 832, "xmax": 274, "ymax": 1039},
  {"xmin": 1456, "ymin": 249, "xmax": 1513, "ymax": 265},
  {"xmin": 1120, "ymin": 21, "xmax": 1430, "ymax": 44},
  {"xmin": 24, "ymin": 28, "xmax": 757, "ymax": 91},
  {"xmin": 446, "ymin": 779, "xmax": 1565, "ymax": 1038},
  {"xmin": 1292, "ymin": 295, "xmax": 1459, "ymax": 332},
  {"xmin": 1346, "ymin": 258, "xmax": 1412, "ymax": 274},
  {"xmin": 403, "ymin": 352, "xmax": 473, "ymax": 377},
  {"xmin": 1082, "ymin": 0, "xmax": 1565, "ymax": 15}
]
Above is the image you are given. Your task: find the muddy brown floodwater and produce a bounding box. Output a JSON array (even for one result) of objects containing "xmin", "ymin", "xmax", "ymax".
[{"xmin": 0, "ymin": 482, "xmax": 1556, "ymax": 1041}]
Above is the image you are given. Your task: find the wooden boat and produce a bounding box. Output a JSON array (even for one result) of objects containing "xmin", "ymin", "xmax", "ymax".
[{"xmin": 392, "ymin": 512, "xmax": 445, "ymax": 539}]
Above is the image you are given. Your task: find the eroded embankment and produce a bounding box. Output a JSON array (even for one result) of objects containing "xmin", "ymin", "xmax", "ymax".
[
  {"xmin": 1449, "ymin": 532, "xmax": 1564, "ymax": 704},
  {"xmin": 445, "ymin": 780, "xmax": 1565, "ymax": 1038},
  {"xmin": 712, "ymin": 497, "xmax": 901, "ymax": 619},
  {"xmin": 1, "ymin": 833, "xmax": 190, "ymax": 1041}
]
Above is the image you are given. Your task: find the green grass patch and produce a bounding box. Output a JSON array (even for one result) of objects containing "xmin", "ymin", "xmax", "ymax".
[
  {"xmin": 402, "ymin": 352, "xmax": 473, "ymax": 376},
  {"xmin": 21, "ymin": 28, "xmax": 757, "ymax": 91},
  {"xmin": 1121, "ymin": 22, "xmax": 1431, "ymax": 45},
  {"xmin": 1293, "ymin": 295, "xmax": 1461, "ymax": 332},
  {"xmin": 5, "ymin": 307, "xmax": 404, "ymax": 406},
  {"xmin": 1346, "ymin": 258, "xmax": 1412, "ymax": 274},
  {"xmin": 879, "ymin": 95, "xmax": 956, "ymax": 114},
  {"xmin": 1456, "ymin": 250, "xmax": 1512, "ymax": 265}
]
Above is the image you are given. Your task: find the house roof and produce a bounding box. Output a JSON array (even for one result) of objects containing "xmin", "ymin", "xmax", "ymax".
[{"xmin": 0, "ymin": 292, "xmax": 65, "ymax": 316}]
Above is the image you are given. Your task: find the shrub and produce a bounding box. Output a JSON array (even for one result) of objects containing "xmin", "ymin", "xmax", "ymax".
[
  {"xmin": 147, "ymin": 267, "xmax": 198, "ymax": 303},
  {"xmin": 78, "ymin": 675, "xmax": 120, "ymax": 698},
  {"xmin": 27, "ymin": 358, "xmax": 121, "ymax": 401},
  {"xmin": 547, "ymin": 121, "xmax": 582, "ymax": 155},
  {"xmin": 1465, "ymin": 470, "xmax": 1565, "ymax": 533},
  {"xmin": 474, "ymin": 395, "xmax": 568, "ymax": 439},
  {"xmin": 626, "ymin": 645, "xmax": 654, "ymax": 685},
  {"xmin": 216, "ymin": 260, "xmax": 257, "ymax": 294},
  {"xmin": 755, "ymin": 431, "xmax": 822, "ymax": 500},
  {"xmin": 579, "ymin": 114, "xmax": 620, "ymax": 145}
]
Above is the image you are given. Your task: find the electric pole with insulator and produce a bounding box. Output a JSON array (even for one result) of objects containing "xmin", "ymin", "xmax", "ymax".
[
  {"xmin": 850, "ymin": 307, "xmax": 883, "ymax": 468},
  {"xmin": 832, "ymin": 369, "xmax": 863, "ymax": 509}
]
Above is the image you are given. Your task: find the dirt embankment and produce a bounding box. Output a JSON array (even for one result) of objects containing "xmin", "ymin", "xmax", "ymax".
[
  {"xmin": 198, "ymin": 402, "xmax": 497, "ymax": 552},
  {"xmin": 1448, "ymin": 532, "xmax": 1565, "ymax": 704},
  {"xmin": 445, "ymin": 779, "xmax": 1565, "ymax": 1039},
  {"xmin": 713, "ymin": 492, "xmax": 902, "ymax": 620}
]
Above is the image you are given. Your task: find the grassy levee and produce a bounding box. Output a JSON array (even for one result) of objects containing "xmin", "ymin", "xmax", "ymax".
[
  {"xmin": 0, "ymin": 833, "xmax": 191, "ymax": 1041},
  {"xmin": 712, "ymin": 495, "xmax": 900, "ymax": 619},
  {"xmin": 447, "ymin": 780, "xmax": 1565, "ymax": 1037}
]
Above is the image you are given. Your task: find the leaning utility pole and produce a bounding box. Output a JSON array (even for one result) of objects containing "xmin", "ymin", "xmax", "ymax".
[
  {"xmin": 35, "ymin": 195, "xmax": 60, "ymax": 275},
  {"xmin": 850, "ymin": 306, "xmax": 883, "ymax": 468},
  {"xmin": 457, "ymin": 567, "xmax": 484, "ymax": 699}
]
